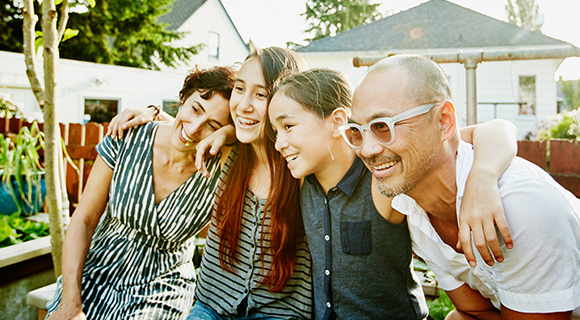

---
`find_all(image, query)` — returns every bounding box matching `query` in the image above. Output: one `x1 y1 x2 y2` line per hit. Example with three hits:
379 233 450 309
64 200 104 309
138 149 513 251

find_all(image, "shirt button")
326 302 331 308
324 235 330 241
325 269 330 275
324 198 327 204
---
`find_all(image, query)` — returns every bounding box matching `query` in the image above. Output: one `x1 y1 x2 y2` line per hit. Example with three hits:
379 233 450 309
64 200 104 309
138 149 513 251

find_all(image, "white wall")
300 52 560 139
0 51 185 124
158 0 249 73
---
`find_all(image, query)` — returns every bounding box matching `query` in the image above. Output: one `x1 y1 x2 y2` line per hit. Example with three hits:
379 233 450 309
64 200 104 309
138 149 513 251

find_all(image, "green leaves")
34 28 80 53
0 213 50 248
426 291 456 320
505 0 542 32
303 0 383 42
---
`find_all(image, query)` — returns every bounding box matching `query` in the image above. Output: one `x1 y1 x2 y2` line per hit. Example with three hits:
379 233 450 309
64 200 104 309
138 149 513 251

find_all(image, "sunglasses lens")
370 121 392 144
345 127 363 147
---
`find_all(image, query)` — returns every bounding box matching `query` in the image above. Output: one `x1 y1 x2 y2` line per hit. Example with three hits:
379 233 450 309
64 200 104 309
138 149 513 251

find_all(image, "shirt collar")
304 156 366 197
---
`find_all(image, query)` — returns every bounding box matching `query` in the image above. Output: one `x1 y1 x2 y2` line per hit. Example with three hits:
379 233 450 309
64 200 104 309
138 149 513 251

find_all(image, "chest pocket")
340 220 372 256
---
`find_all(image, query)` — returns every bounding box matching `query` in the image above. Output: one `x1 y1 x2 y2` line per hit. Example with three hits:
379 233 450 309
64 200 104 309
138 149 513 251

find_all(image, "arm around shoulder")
457 119 517 266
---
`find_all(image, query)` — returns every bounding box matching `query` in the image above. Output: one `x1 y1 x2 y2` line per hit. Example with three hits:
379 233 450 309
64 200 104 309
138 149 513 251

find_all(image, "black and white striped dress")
46 122 223 320
193 146 313 319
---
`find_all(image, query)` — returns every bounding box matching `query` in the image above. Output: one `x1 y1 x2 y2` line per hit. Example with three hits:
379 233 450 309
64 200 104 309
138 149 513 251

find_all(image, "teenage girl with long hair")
110 47 313 319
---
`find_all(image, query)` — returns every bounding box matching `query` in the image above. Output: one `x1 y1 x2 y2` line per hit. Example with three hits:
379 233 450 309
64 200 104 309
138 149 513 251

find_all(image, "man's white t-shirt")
393 140 580 316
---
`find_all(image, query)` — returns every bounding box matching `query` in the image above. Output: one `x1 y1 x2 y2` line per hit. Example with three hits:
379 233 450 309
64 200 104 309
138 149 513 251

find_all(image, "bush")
427 291 456 320
526 107 580 141
0 213 50 248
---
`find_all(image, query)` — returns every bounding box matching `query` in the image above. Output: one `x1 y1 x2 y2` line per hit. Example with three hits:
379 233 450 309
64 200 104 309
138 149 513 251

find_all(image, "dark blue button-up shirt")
301 157 428 320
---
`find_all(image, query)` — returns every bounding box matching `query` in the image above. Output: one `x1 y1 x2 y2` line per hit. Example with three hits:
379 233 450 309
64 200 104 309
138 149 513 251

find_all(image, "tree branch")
22 0 44 107
57 0 70 43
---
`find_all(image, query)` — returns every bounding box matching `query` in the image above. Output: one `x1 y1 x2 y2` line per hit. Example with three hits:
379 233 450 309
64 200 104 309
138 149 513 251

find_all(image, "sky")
219 0 580 80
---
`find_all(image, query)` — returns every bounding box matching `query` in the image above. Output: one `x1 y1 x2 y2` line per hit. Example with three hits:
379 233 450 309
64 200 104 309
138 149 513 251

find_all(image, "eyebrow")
194 100 206 114
275 114 294 122
193 100 224 128
235 78 268 91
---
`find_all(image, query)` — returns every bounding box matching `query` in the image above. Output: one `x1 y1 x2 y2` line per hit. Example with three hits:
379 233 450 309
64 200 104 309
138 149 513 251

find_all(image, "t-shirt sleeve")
95 134 121 169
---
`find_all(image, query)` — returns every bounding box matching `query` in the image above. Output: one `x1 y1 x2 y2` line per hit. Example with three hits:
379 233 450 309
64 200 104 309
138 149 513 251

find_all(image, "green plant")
0 213 50 248
0 122 45 215
527 107 580 141
413 258 456 319
427 291 456 320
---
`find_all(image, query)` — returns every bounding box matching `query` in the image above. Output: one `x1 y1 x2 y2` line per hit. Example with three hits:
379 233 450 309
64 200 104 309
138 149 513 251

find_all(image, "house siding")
300 53 561 139
157 0 248 72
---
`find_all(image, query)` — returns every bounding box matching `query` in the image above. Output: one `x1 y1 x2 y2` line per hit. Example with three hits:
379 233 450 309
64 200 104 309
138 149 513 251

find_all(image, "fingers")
495 213 513 250
107 115 122 139
195 142 211 178
483 218 503 263
457 221 476 267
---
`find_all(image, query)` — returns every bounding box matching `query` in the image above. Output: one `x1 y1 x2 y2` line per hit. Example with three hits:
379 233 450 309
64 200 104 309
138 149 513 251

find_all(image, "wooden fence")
1 117 579 215
1 117 109 213
517 139 580 197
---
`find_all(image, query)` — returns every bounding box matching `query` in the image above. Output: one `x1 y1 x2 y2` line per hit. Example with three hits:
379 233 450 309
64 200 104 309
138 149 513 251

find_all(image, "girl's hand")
107 107 158 140
457 172 513 267
195 128 229 178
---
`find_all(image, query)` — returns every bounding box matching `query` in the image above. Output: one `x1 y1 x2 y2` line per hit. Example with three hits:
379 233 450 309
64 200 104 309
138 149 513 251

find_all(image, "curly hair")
178 65 237 105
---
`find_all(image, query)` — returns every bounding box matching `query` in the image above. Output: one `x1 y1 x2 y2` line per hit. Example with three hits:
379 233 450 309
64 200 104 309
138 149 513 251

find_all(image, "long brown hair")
215 47 307 292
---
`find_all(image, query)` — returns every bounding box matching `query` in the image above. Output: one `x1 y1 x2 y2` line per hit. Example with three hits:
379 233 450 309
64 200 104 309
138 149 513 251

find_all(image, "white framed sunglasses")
339 101 444 148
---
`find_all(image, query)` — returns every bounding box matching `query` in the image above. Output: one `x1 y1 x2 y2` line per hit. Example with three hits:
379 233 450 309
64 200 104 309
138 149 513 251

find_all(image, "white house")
0 0 248 124
157 0 249 73
296 0 575 139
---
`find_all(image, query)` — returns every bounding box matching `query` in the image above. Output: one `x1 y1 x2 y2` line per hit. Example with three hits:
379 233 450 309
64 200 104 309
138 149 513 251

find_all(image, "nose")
236 92 254 113
275 132 288 152
359 130 383 159
184 119 204 140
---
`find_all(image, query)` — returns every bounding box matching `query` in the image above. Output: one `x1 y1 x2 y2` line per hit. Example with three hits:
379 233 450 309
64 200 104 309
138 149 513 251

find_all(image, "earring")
326 143 335 161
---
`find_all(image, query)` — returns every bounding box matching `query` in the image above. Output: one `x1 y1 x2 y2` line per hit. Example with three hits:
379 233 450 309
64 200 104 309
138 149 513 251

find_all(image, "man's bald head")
360 54 453 106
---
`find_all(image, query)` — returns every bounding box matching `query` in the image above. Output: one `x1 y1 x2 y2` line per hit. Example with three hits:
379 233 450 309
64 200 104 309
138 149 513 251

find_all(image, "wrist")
146 105 161 121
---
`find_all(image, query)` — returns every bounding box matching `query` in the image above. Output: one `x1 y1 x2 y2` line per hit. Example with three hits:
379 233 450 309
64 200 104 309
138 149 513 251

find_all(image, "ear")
327 107 349 135
439 100 457 142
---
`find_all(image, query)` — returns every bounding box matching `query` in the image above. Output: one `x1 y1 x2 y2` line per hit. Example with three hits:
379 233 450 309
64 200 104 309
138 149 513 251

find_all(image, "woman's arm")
107 107 174 139
46 156 113 320
458 119 517 267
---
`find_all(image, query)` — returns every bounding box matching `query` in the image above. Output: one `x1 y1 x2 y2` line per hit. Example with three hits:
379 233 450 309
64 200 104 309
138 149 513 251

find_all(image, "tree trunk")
22 0 44 106
42 0 64 278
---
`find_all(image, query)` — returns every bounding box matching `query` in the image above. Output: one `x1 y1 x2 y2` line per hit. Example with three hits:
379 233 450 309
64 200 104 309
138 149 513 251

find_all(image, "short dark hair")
179 65 237 105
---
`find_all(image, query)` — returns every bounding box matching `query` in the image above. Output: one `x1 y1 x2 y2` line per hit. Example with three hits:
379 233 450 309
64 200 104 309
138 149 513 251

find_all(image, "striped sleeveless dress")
46 122 223 320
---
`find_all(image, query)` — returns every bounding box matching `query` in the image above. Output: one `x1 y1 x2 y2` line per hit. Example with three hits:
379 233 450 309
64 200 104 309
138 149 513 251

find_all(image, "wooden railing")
1 117 579 216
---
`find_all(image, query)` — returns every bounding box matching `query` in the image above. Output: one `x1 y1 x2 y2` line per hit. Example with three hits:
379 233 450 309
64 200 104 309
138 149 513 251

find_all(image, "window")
84 99 118 123
518 76 536 115
208 32 220 59
163 100 180 118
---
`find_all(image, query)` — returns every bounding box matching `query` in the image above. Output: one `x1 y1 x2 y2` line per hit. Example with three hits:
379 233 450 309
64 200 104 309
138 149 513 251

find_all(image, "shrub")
0 213 50 248
526 107 580 141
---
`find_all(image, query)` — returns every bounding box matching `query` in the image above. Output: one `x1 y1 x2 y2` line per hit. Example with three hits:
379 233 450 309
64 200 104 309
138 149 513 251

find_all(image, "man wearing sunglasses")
348 54 580 319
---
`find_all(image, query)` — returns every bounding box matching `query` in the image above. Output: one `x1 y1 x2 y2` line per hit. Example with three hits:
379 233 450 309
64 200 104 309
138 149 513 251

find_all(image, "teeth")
238 117 259 126
285 154 298 162
374 161 396 170
181 127 194 146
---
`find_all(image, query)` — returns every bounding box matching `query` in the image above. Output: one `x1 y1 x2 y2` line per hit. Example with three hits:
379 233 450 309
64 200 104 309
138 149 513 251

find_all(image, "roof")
297 0 571 53
159 0 208 30
158 0 247 47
